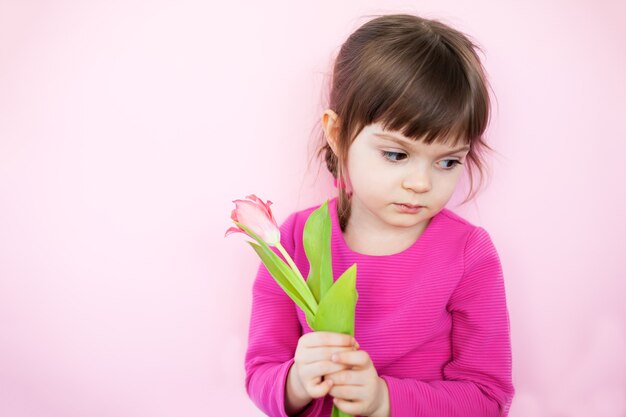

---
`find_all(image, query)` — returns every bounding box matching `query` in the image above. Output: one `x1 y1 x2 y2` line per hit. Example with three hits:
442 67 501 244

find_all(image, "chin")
388 215 425 227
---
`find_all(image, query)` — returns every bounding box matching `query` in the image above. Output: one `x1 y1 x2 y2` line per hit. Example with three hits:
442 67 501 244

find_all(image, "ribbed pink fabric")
244 197 514 416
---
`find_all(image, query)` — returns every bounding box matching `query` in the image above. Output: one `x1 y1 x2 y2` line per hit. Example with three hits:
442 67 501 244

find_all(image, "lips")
394 203 425 214
398 203 423 209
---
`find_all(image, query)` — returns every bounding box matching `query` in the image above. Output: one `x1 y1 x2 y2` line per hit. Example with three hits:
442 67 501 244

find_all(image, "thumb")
324 378 334 394
309 377 334 399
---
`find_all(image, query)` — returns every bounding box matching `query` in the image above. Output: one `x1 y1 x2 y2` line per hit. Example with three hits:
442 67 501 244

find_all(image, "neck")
342 198 430 256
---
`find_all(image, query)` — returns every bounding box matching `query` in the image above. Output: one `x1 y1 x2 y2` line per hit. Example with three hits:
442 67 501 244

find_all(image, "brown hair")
313 14 495 231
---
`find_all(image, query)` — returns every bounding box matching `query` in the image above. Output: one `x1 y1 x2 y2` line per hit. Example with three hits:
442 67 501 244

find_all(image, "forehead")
363 122 469 152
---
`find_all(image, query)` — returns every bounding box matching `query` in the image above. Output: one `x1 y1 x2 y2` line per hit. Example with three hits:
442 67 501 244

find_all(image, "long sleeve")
380 227 515 417
244 213 325 417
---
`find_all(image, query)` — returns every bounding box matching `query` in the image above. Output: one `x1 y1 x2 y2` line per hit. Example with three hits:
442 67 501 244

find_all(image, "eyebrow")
374 133 470 156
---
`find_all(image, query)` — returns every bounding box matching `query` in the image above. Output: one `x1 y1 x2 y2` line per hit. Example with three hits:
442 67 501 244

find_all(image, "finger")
301 331 355 348
332 397 363 416
299 361 349 381
325 369 364 386
331 350 370 368
307 376 335 399
298 346 356 364
329 384 362 401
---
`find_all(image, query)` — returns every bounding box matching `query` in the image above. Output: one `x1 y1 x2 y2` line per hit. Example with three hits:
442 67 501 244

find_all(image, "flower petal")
224 226 243 237
246 194 276 223
230 207 239 222
230 196 281 245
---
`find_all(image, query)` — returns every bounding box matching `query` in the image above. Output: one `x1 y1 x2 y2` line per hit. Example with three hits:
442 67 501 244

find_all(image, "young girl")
244 14 514 417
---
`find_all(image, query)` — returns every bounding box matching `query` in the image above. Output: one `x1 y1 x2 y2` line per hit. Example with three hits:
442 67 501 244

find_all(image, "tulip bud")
225 194 281 246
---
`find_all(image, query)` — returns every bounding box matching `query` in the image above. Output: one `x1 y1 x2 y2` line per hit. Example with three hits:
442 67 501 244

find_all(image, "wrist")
285 363 312 415
371 377 390 417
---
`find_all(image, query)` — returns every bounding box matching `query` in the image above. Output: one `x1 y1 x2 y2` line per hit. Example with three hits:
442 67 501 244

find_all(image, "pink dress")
245 197 515 416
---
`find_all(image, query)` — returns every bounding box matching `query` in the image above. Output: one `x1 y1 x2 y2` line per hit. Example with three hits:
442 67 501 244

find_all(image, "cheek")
354 163 391 193
346 151 382 185
434 172 462 195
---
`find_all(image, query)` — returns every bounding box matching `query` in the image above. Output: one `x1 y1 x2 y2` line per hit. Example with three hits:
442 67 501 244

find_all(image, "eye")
381 150 407 162
438 159 463 169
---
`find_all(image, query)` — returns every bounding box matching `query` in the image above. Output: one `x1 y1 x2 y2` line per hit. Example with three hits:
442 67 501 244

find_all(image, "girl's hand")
325 345 390 417
290 331 357 400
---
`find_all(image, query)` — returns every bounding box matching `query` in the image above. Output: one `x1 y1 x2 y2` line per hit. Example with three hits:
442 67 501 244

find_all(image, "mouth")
396 203 424 209
394 203 425 213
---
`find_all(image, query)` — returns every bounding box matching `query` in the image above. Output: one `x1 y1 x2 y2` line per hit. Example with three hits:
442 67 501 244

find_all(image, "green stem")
276 242 319 315
233 222 319 316
276 242 306 283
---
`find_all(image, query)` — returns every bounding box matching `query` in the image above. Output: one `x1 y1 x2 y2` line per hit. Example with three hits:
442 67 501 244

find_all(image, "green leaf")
248 241 315 319
304 311 316 330
237 221 318 315
331 405 352 417
303 200 333 303
313 263 358 336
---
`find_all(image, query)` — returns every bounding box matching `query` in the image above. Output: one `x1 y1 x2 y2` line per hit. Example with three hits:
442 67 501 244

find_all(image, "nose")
402 168 432 193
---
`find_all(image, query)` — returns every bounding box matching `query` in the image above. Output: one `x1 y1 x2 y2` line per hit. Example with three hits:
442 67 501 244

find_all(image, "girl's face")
344 122 470 234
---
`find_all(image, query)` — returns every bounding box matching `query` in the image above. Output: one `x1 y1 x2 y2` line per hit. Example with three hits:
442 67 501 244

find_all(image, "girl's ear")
321 109 340 156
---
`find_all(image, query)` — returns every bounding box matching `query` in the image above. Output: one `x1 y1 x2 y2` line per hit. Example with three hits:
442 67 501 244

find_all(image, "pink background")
1 1 624 416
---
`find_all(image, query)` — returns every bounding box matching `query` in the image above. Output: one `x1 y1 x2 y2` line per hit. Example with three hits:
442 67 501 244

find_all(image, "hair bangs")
371 39 484 149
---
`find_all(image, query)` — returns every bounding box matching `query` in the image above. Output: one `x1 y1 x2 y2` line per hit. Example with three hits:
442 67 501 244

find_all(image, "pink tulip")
225 194 281 246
